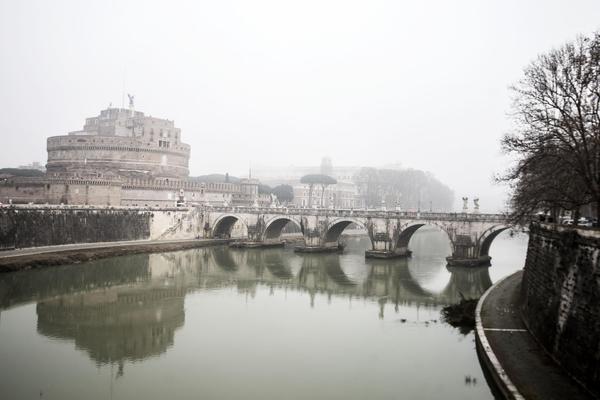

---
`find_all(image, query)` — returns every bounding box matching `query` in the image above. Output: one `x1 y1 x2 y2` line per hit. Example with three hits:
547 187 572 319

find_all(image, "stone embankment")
521 223 600 395
0 205 206 251
0 238 230 273
476 223 600 399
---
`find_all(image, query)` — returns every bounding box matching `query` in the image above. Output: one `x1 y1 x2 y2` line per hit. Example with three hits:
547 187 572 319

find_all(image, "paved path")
0 238 226 259
477 271 594 399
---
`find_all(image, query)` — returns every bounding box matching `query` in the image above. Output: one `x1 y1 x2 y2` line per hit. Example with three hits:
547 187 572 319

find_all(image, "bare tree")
501 32 600 222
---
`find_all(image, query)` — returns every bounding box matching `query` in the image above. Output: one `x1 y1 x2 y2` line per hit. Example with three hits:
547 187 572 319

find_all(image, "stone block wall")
521 223 600 395
0 207 152 249
46 135 190 178
0 178 122 206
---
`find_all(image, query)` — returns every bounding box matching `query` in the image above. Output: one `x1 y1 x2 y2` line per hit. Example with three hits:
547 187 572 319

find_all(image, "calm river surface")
0 229 527 400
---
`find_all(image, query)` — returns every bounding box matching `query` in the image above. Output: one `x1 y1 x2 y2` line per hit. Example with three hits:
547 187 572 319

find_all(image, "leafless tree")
501 32 600 222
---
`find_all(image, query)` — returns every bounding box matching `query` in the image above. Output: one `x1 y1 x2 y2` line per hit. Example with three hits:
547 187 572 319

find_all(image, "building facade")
0 104 266 207
292 180 364 209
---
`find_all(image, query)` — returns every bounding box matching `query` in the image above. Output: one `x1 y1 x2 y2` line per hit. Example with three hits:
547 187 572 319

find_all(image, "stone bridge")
200 206 511 267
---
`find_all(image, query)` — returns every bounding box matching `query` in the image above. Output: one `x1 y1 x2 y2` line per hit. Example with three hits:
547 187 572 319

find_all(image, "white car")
578 218 593 227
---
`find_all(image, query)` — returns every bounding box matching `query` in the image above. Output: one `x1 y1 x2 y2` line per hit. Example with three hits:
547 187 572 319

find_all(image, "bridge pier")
364 218 414 259
446 255 491 267
365 248 412 259
229 215 288 249
230 240 285 249
444 222 507 267
294 243 343 253
292 215 353 254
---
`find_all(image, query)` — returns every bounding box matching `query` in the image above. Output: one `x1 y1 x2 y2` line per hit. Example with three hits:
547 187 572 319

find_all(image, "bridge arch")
478 225 510 257
263 216 302 240
212 214 246 238
324 218 366 243
298 254 357 291
211 246 239 271
395 221 452 251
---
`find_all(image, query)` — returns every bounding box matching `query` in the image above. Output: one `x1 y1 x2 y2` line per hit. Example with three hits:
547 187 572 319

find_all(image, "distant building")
18 162 45 172
1 103 268 207
252 161 365 209
292 180 363 209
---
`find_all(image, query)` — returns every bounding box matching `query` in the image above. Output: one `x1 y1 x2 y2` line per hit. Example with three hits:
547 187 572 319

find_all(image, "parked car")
578 217 593 227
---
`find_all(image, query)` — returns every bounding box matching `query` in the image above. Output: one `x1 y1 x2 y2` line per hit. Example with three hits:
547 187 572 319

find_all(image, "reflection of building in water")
30 250 206 368
13 243 496 366
37 286 186 367
0 254 151 310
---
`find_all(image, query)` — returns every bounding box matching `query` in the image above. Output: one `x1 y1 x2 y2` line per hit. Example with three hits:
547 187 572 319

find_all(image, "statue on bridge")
473 197 480 213
462 197 469 212
269 193 279 208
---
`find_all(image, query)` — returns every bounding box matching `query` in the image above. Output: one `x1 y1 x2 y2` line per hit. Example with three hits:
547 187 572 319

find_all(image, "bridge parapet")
201 205 507 223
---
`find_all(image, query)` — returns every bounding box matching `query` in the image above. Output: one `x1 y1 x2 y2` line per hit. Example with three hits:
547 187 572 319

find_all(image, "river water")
0 229 527 400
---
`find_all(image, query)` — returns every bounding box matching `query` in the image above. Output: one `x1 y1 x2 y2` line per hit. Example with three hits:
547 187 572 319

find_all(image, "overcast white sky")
1 0 599 211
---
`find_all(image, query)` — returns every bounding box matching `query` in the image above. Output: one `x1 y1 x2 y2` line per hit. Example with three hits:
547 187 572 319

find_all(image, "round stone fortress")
46 106 190 179
1 101 268 207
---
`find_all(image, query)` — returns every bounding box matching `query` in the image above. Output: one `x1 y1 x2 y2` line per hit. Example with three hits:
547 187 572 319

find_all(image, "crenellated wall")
521 223 600 395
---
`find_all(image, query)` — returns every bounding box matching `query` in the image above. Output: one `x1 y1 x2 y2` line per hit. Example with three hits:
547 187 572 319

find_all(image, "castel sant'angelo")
0 97 264 207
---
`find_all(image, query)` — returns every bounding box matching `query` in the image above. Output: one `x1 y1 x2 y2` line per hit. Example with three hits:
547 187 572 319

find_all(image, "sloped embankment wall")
522 223 600 395
0 207 152 249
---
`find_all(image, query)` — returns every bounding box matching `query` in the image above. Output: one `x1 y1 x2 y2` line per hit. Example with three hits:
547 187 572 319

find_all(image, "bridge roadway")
200 206 511 267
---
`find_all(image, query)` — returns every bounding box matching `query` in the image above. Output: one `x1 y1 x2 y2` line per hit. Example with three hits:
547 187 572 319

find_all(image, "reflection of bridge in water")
222 249 493 307
0 244 493 367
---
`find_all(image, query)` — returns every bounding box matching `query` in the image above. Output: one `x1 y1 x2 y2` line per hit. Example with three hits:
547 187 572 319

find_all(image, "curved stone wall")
522 223 600 395
46 135 190 178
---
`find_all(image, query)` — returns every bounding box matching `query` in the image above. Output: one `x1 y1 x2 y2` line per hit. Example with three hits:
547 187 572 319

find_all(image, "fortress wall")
0 177 252 208
0 181 48 204
46 135 190 178
0 179 121 206
521 223 600 395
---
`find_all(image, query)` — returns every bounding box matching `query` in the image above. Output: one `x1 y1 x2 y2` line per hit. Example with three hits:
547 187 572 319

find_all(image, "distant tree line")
500 31 600 223
0 168 45 178
353 167 454 211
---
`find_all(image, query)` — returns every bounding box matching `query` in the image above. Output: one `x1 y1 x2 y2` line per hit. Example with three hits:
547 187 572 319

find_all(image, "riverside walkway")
0 238 230 272
476 271 594 399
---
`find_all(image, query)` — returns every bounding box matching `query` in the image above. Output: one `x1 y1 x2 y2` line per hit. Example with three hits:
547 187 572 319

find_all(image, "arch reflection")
0 241 496 366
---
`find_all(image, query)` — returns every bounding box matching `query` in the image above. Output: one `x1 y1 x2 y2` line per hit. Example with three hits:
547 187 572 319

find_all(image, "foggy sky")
1 0 599 212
